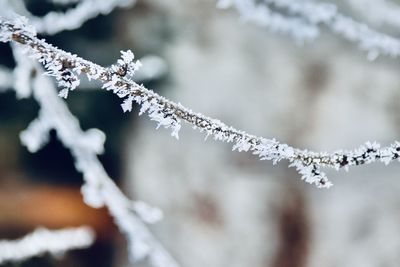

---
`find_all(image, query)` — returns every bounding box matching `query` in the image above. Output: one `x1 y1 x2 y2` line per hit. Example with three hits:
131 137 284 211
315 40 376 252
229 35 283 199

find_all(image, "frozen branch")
347 0 400 29
3 18 400 188
8 0 136 35
11 43 33 98
217 0 319 42
0 226 95 264
219 0 400 60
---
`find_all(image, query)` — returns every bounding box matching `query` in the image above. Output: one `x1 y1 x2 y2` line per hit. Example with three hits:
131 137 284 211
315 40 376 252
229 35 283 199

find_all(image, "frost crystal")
121 95 134 112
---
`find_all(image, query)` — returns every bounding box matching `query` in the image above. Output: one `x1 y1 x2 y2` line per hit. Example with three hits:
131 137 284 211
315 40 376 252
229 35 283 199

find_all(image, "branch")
9 0 136 35
219 0 400 60
0 226 95 264
217 0 319 42
3 17 400 189
347 0 400 29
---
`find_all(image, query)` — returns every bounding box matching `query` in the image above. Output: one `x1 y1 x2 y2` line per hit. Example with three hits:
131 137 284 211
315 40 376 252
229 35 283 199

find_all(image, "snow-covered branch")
348 0 400 29
5 0 136 35
219 0 400 60
3 17 400 189
217 0 319 42
0 226 95 264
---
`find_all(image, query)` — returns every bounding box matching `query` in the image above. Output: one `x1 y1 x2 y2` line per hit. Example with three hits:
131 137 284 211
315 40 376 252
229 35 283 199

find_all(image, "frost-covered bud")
112 50 142 77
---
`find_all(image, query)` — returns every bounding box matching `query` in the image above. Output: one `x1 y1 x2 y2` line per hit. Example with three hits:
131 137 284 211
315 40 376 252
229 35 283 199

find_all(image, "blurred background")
2 0 400 266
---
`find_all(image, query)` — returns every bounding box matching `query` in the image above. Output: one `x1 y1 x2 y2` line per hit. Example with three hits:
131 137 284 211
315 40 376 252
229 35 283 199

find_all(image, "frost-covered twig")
11 43 33 98
0 226 95 264
6 0 136 35
217 0 319 42
219 0 400 60
347 0 400 28
3 18 400 188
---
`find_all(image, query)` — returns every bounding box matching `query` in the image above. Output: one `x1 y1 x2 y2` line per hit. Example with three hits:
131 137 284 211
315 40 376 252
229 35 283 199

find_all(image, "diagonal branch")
2 17 400 189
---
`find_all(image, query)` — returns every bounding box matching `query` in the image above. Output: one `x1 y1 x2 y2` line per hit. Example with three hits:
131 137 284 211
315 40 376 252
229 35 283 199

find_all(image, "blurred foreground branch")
0 226 95 264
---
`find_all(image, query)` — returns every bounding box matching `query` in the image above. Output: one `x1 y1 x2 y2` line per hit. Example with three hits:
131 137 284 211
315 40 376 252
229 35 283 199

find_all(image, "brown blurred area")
0 183 115 240
0 182 118 267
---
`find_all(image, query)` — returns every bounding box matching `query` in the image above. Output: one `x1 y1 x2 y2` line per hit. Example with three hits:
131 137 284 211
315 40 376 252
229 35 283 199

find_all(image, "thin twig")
2 17 400 189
